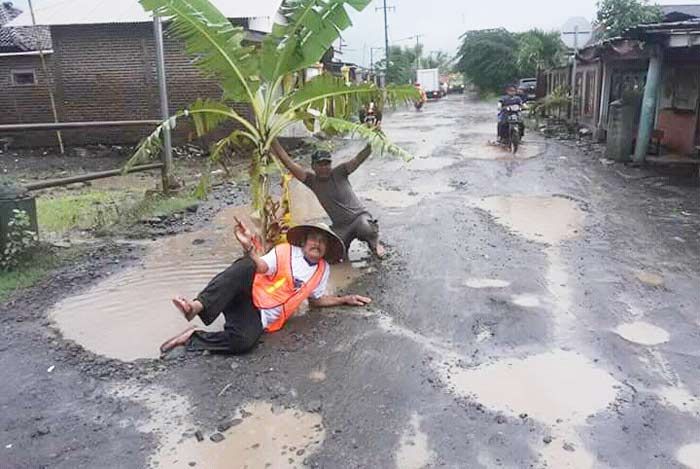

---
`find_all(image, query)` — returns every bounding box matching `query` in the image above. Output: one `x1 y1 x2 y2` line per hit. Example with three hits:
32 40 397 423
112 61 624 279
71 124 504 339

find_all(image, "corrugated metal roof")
1 2 52 52
661 4 700 19
8 0 283 27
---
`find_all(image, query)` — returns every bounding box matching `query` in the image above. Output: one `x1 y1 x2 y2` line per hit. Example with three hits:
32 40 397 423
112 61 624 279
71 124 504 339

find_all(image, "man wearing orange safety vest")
160 217 372 356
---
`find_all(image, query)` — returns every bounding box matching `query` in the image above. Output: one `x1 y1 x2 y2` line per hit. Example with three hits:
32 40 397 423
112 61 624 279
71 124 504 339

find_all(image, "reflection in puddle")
614 321 670 346
464 278 510 289
395 412 434 469
677 443 700 469
115 384 324 469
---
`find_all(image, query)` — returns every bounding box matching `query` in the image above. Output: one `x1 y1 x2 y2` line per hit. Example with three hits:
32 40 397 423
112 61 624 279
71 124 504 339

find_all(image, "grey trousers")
332 212 380 252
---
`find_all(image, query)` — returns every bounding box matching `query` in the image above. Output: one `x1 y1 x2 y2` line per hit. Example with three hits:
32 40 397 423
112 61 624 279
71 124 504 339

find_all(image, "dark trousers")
333 212 380 253
186 257 263 354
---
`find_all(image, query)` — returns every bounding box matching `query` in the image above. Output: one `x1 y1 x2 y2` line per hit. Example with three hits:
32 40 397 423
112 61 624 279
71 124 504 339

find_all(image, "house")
541 7 699 161
0 0 282 147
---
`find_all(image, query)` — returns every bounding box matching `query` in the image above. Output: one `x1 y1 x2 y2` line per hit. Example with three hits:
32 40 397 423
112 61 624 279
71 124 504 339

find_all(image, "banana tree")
126 0 418 242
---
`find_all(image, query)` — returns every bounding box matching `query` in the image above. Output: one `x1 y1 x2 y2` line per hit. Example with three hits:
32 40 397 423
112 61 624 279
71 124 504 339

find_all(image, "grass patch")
0 246 63 302
37 190 137 234
37 190 199 235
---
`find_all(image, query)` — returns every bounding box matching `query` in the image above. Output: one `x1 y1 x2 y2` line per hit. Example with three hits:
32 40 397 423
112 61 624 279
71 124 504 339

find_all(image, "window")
11 69 37 86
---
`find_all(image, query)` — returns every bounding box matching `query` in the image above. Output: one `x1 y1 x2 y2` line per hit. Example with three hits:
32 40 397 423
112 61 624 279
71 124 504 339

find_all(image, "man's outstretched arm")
343 143 372 175
309 294 372 308
271 139 311 182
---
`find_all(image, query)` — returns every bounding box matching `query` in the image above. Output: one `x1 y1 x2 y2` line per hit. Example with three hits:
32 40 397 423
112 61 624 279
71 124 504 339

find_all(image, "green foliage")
596 0 663 39
1 209 38 271
515 29 567 77
375 46 453 85
130 0 418 241
456 28 566 94
456 29 520 93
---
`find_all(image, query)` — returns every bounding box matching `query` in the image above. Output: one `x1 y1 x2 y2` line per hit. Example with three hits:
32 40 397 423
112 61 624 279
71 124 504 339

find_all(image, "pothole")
677 443 700 469
464 278 510 289
613 321 670 346
395 412 434 469
115 384 325 469
634 270 665 288
51 185 371 361
511 293 542 308
445 350 619 426
469 195 585 244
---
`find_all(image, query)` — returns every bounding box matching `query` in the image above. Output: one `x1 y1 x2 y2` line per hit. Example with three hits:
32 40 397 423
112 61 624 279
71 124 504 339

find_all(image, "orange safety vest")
252 244 327 333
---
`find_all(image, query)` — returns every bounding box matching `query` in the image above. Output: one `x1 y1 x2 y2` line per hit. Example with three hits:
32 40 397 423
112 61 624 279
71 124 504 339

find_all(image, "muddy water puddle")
614 321 670 346
469 195 585 244
678 443 700 469
115 384 324 469
51 185 372 361
395 412 434 469
464 278 510 289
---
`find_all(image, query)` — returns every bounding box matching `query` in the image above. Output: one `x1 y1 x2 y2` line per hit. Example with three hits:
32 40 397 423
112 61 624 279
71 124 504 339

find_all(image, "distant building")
0 0 282 147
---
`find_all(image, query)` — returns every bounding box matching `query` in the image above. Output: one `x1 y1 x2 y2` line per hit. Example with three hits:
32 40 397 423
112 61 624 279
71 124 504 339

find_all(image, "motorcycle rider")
497 84 524 142
414 82 427 110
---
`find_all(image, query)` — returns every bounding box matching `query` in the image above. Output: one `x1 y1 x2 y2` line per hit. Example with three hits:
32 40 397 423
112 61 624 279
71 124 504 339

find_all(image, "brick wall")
1 22 252 148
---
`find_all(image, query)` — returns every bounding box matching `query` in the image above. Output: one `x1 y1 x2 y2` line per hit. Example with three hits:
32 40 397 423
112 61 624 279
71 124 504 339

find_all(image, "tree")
515 29 566 77
456 28 566 94
423 51 453 76
375 45 418 84
456 29 519 94
596 0 663 39
127 0 417 243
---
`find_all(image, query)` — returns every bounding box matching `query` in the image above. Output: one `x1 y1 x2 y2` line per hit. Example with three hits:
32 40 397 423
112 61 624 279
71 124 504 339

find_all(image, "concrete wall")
0 22 251 148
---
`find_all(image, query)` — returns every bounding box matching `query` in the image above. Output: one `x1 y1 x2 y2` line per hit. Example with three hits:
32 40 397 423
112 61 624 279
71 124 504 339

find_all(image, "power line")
375 0 395 82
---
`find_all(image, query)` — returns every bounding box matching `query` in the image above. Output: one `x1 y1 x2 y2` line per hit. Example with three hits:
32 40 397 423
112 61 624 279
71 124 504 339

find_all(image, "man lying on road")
271 139 386 258
160 218 371 356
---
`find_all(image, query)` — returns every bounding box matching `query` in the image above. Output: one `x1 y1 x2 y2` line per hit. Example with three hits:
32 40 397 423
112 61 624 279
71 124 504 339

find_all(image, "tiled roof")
0 2 52 52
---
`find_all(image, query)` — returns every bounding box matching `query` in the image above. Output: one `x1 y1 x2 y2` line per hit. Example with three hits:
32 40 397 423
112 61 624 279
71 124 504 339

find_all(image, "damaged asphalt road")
1 95 699 469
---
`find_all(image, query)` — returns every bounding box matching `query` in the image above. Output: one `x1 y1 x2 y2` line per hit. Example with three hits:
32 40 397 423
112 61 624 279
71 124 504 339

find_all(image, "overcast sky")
10 0 697 66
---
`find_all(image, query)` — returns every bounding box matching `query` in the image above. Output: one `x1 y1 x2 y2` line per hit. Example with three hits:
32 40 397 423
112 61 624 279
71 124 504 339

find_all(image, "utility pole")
562 25 591 122
376 0 394 86
414 34 424 69
153 15 175 193
28 0 64 154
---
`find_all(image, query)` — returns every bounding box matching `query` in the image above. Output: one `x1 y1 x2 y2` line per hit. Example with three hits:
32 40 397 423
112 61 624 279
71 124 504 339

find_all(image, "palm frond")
316 114 413 161
124 102 256 172
140 0 259 103
261 0 371 82
282 74 419 117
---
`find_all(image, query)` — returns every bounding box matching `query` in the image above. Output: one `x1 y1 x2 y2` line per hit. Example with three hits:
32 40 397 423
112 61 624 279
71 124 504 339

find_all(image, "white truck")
416 68 441 99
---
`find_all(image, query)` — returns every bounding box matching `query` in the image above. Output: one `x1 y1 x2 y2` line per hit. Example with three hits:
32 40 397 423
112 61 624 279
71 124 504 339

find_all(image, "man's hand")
233 216 257 252
343 294 372 306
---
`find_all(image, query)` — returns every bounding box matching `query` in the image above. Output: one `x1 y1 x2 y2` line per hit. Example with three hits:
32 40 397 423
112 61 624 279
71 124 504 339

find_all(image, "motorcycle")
360 102 380 127
501 103 524 154
414 100 424 111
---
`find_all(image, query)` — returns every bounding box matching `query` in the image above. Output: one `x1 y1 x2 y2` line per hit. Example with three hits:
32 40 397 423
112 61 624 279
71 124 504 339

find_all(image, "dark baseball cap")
311 149 332 164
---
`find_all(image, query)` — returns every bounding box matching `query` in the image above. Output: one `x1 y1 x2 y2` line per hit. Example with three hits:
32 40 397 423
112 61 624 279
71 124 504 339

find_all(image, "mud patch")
464 278 510 289
613 321 670 346
677 443 700 469
395 412 434 469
